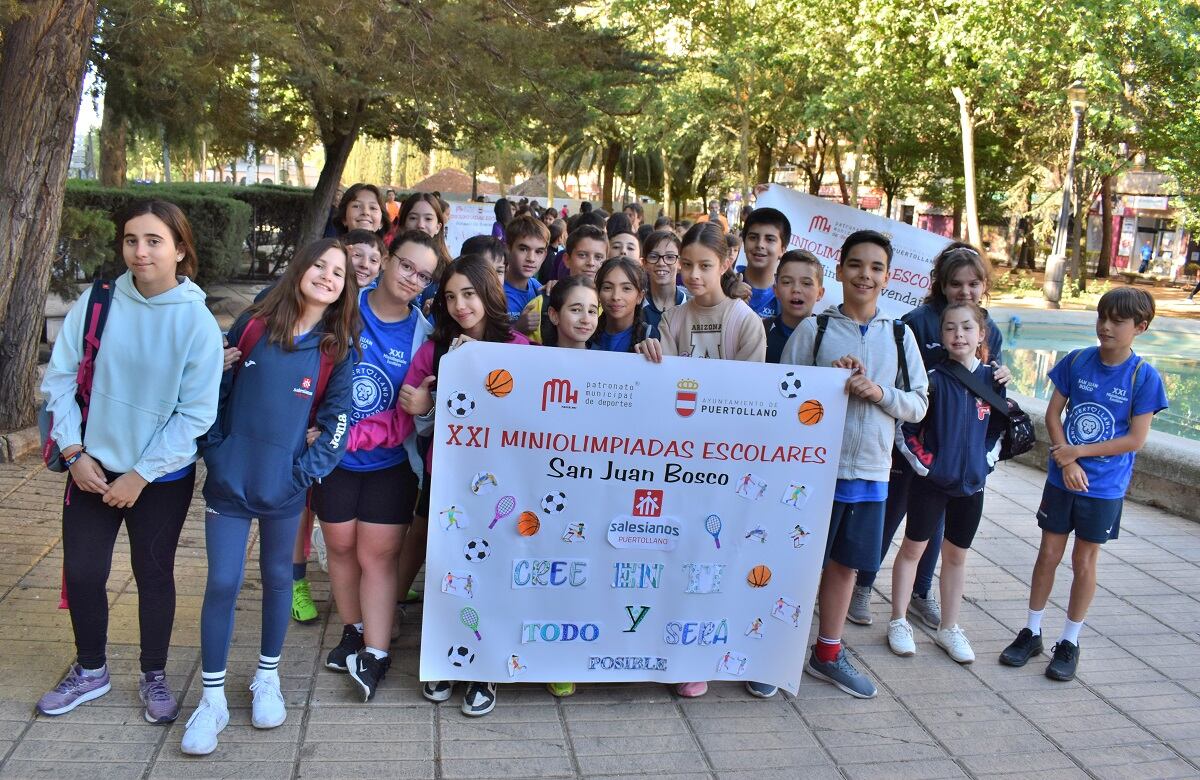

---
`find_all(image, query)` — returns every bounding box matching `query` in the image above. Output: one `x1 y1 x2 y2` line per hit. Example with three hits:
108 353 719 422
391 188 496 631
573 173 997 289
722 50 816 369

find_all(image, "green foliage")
52 207 117 301
63 181 252 285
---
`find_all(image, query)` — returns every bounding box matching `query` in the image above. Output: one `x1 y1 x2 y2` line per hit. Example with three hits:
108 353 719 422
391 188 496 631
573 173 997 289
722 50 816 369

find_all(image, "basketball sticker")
798 399 824 425
517 511 541 537
746 564 772 588
485 368 514 398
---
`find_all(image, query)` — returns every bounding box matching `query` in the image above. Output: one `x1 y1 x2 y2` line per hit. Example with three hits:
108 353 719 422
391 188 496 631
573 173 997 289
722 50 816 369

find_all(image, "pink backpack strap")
309 347 335 426
235 317 267 370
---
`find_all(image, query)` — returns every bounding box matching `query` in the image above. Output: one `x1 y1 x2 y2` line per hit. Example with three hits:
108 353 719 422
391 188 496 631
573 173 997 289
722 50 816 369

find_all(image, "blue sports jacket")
202 313 354 518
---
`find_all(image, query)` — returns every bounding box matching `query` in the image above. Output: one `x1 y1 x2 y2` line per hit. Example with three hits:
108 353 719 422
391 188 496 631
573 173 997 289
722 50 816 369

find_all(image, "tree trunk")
661 148 671 219
299 128 359 245
832 140 850 205
99 97 127 187
0 0 99 431
600 140 621 212
951 87 981 247
737 80 751 206
754 130 773 186
162 132 171 183
470 151 479 201
1097 174 1114 278
293 154 307 187
546 143 556 207
1070 179 1089 295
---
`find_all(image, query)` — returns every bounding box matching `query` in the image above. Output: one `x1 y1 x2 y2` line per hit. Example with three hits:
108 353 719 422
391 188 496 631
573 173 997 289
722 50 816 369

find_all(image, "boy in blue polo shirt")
1000 288 1168 681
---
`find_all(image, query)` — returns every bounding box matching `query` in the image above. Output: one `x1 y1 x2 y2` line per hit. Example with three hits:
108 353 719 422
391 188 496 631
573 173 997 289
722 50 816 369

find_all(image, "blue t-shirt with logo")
1047 347 1168 499
504 278 543 321
591 326 633 353
748 286 778 319
341 290 429 472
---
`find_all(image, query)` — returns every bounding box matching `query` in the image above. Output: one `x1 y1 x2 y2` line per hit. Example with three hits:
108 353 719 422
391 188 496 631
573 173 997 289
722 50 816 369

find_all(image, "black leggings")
62 469 194 672
904 477 985 550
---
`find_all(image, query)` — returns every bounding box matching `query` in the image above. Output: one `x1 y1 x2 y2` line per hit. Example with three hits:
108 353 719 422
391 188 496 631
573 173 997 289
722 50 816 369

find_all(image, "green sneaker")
291 579 318 624
546 682 575 697
401 589 421 605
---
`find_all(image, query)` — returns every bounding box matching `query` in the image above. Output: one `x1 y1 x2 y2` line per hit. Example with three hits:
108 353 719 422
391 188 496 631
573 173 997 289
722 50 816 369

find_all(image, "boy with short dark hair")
765 250 824 364
622 201 644 232
777 230 928 699
521 225 608 344
504 216 550 331
1000 287 1167 681
742 208 791 319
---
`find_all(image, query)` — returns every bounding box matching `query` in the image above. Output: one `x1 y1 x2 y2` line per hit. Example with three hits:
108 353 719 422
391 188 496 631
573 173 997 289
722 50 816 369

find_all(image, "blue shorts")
824 500 886 572
1036 482 1123 544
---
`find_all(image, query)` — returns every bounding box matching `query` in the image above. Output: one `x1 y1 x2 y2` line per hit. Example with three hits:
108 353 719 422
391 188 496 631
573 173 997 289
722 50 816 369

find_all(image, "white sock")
201 671 227 707
365 646 388 660
255 654 281 680
79 664 106 678
1059 618 1084 645
1026 608 1044 636
353 622 364 633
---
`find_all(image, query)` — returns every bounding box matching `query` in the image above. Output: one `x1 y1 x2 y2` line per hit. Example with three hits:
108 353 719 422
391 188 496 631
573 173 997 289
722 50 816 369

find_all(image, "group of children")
36 184 1169 755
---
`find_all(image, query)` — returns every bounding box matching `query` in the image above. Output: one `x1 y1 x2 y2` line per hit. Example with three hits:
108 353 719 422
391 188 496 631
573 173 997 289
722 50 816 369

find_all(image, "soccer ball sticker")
540 490 567 515
463 537 491 562
446 390 476 419
779 371 803 399
447 644 476 668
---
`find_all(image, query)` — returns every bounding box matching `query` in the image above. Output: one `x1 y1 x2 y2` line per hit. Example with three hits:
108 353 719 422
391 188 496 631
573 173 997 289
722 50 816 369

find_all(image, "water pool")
997 314 1200 442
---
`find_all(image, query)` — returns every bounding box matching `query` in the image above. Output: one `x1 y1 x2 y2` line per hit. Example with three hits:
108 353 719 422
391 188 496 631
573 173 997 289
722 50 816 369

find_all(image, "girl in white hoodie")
38 201 223 723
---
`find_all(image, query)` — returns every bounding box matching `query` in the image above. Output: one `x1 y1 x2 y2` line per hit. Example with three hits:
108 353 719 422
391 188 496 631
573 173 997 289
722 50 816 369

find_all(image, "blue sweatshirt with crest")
202 312 354 518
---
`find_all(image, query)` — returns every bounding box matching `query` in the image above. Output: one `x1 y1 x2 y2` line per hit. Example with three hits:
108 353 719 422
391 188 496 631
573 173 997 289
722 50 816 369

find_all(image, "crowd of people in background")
36 182 1169 759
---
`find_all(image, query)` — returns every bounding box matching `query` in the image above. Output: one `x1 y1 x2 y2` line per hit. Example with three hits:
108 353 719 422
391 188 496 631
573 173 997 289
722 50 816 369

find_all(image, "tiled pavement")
0 457 1197 779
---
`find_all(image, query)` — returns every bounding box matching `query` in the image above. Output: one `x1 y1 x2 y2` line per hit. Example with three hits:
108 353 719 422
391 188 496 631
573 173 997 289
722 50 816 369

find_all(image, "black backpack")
940 359 1036 461
811 313 912 391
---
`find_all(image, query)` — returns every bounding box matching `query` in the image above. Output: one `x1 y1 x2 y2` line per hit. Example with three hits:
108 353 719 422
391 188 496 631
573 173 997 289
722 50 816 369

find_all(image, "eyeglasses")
393 256 434 287
647 252 679 266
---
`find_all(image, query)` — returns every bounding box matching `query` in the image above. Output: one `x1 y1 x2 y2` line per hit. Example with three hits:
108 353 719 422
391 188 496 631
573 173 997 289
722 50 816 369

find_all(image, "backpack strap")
234 317 268 371
1128 357 1145 423
941 360 1009 420
893 321 911 392
75 279 114 423
309 348 335 426
810 314 830 366
1064 347 1094 415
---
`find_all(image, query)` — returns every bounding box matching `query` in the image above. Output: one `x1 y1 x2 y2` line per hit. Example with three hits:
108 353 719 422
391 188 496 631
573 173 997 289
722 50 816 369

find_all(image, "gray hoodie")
779 305 928 482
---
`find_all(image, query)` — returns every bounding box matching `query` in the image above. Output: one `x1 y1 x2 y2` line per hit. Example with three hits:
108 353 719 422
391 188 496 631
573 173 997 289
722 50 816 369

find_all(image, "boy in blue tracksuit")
184 239 356 757
1001 288 1168 681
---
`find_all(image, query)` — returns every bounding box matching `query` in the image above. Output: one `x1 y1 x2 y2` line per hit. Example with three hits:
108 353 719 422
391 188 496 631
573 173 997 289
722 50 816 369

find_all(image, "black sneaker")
1045 640 1080 681
348 652 389 702
325 625 364 671
999 628 1044 667
461 682 496 716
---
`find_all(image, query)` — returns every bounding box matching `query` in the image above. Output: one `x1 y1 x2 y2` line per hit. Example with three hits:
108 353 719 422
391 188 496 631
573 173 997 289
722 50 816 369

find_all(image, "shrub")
63 181 253 286
52 206 116 301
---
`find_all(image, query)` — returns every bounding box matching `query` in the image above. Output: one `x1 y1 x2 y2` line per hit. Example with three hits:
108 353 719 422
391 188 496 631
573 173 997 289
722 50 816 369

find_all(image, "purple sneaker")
37 664 111 716
139 670 180 724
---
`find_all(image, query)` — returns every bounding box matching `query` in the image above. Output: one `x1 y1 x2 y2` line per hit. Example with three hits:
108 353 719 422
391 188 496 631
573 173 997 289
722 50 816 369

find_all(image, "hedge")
63 181 255 286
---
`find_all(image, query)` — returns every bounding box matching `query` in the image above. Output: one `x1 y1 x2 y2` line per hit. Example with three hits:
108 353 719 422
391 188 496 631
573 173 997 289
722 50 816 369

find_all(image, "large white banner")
751 185 952 318
420 343 849 694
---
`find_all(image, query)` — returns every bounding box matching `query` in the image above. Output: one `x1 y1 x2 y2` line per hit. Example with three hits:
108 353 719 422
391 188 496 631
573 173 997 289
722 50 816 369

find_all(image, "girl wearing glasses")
641 230 690 339
312 231 440 703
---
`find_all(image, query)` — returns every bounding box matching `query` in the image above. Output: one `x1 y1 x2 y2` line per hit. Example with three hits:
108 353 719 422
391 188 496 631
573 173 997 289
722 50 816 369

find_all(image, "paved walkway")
0 457 1197 779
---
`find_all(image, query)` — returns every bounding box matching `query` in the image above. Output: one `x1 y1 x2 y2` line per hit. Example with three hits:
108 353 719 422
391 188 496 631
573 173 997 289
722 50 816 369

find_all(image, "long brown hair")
927 241 990 306
335 183 390 237
397 192 452 273
249 238 361 363
114 200 198 279
594 257 647 352
430 255 512 350
681 222 740 298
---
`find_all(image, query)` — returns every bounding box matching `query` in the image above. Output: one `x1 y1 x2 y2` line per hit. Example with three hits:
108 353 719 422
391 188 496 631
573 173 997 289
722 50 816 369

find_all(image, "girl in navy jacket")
888 302 1004 664
853 242 1010 629
182 239 358 756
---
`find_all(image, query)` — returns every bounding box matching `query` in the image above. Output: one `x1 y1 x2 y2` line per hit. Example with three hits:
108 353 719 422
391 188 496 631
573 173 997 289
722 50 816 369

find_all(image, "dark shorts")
1036 482 1123 544
311 461 418 525
824 500 886 572
905 477 985 549
415 471 431 518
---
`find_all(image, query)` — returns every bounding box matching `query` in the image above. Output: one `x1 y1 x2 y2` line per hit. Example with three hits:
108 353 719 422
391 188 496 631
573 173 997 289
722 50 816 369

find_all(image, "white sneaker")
250 674 287 728
312 525 328 573
887 618 916 656
934 624 975 663
180 699 229 756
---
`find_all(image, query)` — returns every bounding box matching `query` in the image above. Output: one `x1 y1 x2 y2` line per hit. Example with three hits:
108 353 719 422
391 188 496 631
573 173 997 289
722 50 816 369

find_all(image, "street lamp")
1043 80 1088 308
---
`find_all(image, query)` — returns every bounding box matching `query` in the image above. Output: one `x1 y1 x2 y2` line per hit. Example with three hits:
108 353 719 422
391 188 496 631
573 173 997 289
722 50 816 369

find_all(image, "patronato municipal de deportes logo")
541 378 579 411
675 379 699 418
